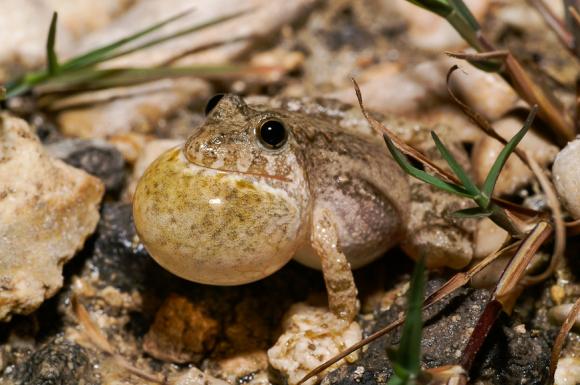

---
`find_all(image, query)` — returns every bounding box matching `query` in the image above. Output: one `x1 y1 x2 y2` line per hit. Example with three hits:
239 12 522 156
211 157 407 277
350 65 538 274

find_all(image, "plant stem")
501 54 575 144
487 203 525 237
446 11 484 51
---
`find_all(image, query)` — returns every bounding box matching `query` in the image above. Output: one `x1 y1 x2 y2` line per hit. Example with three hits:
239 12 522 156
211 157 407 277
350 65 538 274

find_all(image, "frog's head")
133 95 311 285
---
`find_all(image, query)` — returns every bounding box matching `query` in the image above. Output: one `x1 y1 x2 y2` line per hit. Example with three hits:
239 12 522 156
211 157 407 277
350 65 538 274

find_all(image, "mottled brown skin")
133 95 474 320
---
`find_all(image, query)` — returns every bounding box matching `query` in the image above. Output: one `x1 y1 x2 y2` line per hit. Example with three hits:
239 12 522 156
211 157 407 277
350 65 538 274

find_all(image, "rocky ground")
1 1 579 385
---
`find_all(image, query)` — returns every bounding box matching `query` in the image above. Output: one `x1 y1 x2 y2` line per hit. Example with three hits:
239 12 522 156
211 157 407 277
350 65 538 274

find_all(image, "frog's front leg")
311 207 359 321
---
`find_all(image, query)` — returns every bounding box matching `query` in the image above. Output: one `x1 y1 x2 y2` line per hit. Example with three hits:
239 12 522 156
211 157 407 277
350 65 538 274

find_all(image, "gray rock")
7 338 97 385
46 139 126 196
323 279 551 385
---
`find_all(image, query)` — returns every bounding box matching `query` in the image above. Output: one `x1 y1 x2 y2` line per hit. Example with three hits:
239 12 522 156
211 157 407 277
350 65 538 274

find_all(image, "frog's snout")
132 147 305 285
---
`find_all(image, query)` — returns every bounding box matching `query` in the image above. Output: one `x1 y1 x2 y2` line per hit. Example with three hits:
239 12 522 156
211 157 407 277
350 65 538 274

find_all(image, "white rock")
498 1 565 31
474 218 508 260
446 57 519 121
331 56 518 122
267 303 362 385
553 138 580 219
0 114 104 321
330 60 448 115
555 357 580 385
406 105 483 144
108 132 149 165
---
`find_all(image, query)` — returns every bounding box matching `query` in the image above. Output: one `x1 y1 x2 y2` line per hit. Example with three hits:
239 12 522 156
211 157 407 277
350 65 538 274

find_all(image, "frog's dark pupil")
204 94 225 115
259 120 287 149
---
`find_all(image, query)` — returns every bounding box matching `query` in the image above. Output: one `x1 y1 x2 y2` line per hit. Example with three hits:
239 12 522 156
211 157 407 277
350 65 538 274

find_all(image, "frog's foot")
311 208 359 322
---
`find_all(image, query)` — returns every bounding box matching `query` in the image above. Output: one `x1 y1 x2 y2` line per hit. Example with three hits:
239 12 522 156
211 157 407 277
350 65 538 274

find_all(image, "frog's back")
248 97 411 269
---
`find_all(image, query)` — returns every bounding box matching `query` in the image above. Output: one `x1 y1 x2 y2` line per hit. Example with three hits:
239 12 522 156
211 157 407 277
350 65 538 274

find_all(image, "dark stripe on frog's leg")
311 208 359 322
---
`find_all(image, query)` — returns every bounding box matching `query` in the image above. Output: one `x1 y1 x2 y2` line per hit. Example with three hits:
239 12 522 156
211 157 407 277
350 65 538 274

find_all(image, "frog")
132 94 475 321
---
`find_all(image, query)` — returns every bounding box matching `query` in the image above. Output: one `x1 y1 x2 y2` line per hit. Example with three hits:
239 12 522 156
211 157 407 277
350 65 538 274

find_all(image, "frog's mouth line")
185 157 292 183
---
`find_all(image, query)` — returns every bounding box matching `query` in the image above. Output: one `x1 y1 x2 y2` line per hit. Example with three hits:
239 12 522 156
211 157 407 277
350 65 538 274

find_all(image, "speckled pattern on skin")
133 94 474 290
133 147 308 285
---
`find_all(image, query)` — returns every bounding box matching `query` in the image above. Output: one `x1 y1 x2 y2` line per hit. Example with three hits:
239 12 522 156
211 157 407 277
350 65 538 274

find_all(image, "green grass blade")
36 65 247 93
407 0 483 51
387 374 406 385
481 106 537 203
430 131 479 195
451 207 492 218
405 1 452 17
394 257 426 378
61 8 193 71
448 0 480 30
46 12 59 74
4 8 249 100
390 361 410 382
5 81 32 99
384 135 474 198
101 10 249 64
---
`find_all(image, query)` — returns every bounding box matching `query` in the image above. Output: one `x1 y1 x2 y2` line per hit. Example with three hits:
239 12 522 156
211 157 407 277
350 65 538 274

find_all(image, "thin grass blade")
387 374 406 385
46 12 59 74
61 9 193 71
98 10 250 65
481 106 537 201
448 0 480 30
387 362 411 385
36 64 249 94
430 131 479 195
384 135 473 198
396 258 425 373
405 1 452 17
5 82 31 99
390 258 426 381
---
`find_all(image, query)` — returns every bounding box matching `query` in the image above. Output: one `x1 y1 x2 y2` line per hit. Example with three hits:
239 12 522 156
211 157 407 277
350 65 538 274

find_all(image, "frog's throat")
183 150 292 183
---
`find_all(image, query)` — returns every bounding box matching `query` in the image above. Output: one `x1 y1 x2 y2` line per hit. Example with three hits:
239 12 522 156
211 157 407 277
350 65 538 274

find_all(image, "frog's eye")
204 94 225 115
257 120 288 150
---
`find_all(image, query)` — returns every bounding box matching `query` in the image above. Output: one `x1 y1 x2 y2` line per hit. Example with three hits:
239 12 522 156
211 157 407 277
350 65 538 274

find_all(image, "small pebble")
143 293 219 364
268 303 362 385
553 138 580 219
554 357 580 385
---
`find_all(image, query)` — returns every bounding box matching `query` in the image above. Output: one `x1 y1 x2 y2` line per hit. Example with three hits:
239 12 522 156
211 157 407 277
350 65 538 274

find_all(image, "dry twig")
548 297 580 383
72 296 165 384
